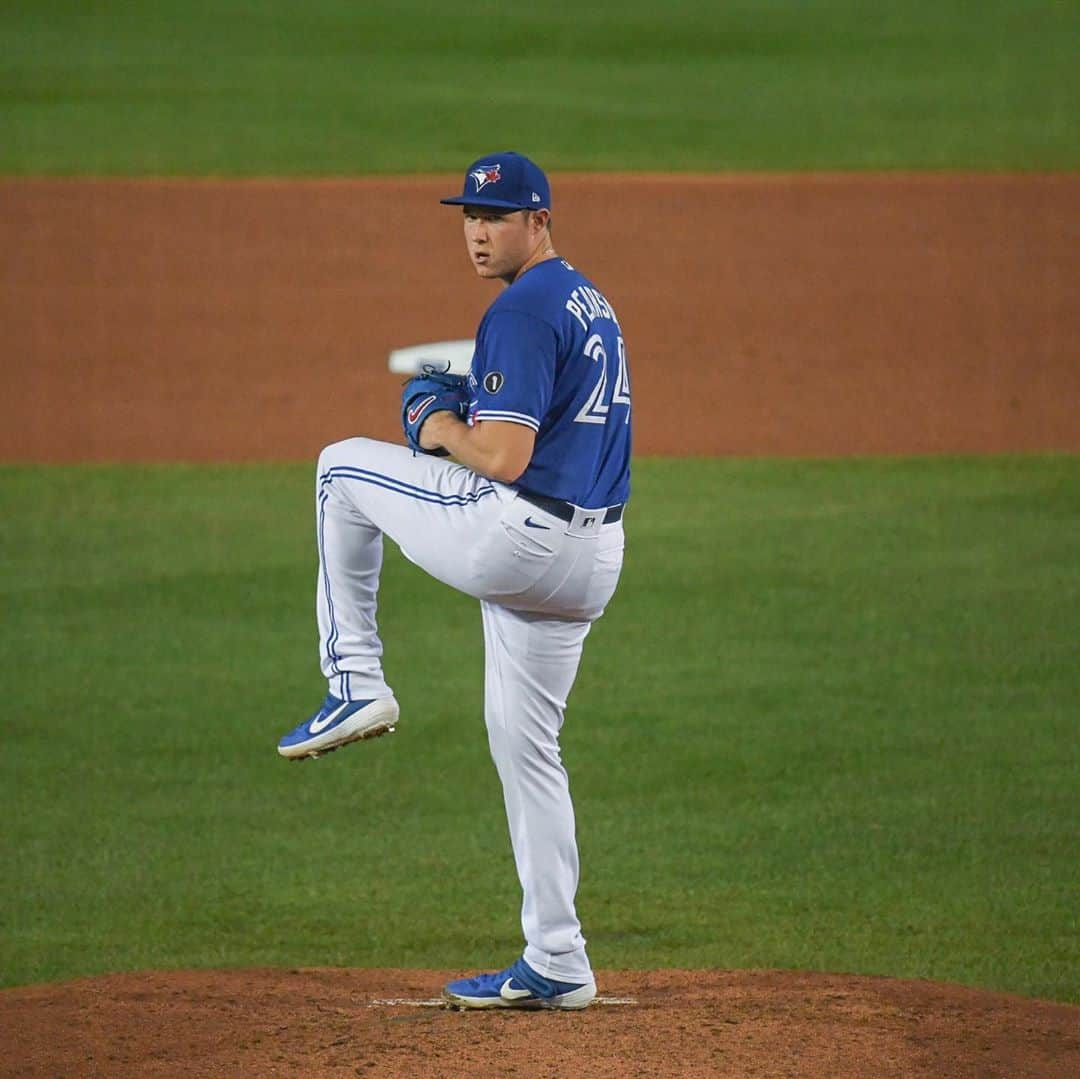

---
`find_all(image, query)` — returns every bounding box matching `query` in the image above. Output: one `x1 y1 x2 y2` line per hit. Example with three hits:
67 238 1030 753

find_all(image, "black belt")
517 490 624 525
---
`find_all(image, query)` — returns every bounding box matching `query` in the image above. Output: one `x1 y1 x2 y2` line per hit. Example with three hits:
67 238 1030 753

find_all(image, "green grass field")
3 0 1078 173
2 0 1077 1013
2 458 1077 1001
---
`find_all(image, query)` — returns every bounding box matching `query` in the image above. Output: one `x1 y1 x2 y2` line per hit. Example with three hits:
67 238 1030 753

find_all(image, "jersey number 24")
575 334 631 425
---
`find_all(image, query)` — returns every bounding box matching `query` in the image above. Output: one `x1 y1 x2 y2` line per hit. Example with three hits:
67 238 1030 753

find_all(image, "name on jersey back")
565 285 621 333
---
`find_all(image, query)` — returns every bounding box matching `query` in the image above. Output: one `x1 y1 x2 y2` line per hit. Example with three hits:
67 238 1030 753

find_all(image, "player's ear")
530 208 551 233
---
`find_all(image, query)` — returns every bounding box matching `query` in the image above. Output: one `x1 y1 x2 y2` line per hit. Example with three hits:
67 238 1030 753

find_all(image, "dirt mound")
3 968 1076 1077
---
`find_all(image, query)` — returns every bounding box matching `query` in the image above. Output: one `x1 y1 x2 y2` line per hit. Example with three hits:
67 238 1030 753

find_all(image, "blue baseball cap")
440 151 551 211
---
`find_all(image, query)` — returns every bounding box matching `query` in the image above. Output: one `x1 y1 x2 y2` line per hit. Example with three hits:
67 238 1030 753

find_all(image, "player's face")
462 207 546 284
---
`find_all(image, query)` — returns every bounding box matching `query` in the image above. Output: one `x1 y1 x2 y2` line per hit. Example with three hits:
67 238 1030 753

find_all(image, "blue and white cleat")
442 957 596 1010
277 693 399 760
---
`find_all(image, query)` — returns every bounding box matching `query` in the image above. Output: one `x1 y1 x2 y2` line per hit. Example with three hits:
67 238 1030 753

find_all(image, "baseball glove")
401 364 470 456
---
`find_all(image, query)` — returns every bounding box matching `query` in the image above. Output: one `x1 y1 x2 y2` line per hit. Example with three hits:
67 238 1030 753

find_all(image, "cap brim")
440 195 539 210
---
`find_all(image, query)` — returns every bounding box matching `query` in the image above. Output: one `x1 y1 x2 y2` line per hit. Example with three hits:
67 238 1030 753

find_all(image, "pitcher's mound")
3 967 1076 1077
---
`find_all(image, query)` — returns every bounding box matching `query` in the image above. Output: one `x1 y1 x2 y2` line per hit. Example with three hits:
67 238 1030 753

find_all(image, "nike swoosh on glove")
401 365 470 455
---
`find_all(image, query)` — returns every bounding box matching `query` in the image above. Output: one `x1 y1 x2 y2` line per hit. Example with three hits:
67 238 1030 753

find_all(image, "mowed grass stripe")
2 1 1078 173
1 457 1077 1001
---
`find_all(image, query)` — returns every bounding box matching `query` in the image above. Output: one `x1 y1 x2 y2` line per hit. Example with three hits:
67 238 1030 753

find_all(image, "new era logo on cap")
441 151 551 212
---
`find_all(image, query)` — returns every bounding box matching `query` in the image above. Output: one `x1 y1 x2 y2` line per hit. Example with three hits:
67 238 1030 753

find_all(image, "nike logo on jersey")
308 700 350 734
499 978 534 1002
407 395 437 424
523 517 551 530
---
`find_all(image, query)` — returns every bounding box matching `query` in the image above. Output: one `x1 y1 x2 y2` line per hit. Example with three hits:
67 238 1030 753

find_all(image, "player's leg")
314 437 513 690
479 600 595 986
279 436 507 759
442 523 626 1003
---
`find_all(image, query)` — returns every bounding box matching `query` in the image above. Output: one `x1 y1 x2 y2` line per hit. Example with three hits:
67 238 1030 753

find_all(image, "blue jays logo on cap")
470 164 502 192
441 151 551 212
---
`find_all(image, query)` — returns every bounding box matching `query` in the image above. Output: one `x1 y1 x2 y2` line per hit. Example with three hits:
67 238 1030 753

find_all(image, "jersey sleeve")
470 309 556 432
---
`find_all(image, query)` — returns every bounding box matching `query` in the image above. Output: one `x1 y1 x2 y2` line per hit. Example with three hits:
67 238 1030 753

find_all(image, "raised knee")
317 436 375 478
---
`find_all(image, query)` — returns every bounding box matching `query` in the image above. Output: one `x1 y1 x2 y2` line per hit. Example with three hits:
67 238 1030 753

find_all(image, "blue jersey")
466 258 631 509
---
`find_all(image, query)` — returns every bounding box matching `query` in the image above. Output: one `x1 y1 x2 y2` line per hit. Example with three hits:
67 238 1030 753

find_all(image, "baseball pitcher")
278 151 631 1009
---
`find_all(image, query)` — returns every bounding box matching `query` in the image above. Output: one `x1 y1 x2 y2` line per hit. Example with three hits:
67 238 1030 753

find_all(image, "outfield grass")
1 457 1077 1001
2 1 1078 173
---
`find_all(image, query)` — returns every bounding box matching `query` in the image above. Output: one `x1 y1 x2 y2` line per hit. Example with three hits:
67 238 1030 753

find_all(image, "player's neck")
508 245 559 285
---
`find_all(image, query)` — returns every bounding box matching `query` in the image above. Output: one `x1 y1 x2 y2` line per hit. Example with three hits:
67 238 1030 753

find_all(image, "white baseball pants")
314 437 624 983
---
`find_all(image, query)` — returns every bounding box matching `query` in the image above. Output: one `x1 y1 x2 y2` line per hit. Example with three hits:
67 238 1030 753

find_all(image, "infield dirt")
2 174 1078 1076
2 173 1078 462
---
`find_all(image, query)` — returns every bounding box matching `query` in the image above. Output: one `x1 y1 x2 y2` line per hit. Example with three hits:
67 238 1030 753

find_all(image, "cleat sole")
440 988 591 1011
290 720 396 761
279 699 399 761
